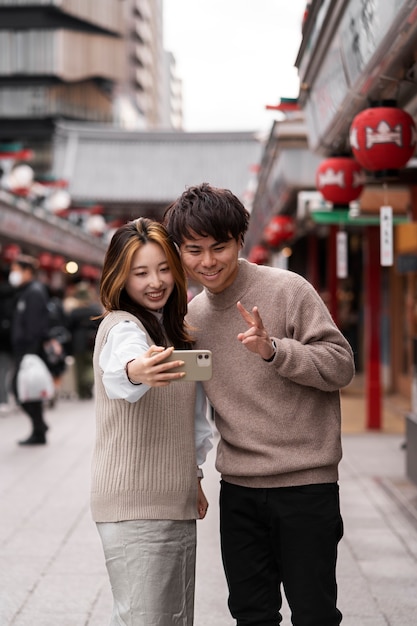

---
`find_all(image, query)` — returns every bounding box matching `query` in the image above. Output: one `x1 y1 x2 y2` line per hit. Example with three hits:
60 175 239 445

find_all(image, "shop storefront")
0 191 106 289
248 0 417 477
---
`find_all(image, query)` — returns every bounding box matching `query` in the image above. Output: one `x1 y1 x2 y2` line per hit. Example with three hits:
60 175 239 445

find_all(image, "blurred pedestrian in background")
67 281 102 399
0 268 15 413
9 254 50 445
43 286 71 402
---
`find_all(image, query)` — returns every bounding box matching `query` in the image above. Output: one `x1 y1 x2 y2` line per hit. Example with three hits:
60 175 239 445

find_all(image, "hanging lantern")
52 255 65 271
349 105 417 171
38 251 54 270
2 243 21 262
44 189 71 212
80 265 101 280
263 215 295 248
248 245 269 265
316 157 365 205
85 214 106 236
6 164 34 193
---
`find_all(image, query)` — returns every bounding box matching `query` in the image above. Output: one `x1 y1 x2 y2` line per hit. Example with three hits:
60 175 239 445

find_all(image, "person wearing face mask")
9 254 50 445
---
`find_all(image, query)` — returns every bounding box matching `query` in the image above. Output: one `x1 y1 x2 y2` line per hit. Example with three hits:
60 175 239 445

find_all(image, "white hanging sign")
380 205 393 267
336 230 348 278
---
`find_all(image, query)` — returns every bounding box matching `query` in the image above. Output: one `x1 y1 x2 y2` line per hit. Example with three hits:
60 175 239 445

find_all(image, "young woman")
91 217 212 626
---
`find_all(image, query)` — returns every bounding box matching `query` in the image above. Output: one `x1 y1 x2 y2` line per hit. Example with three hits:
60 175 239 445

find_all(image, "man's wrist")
263 339 277 363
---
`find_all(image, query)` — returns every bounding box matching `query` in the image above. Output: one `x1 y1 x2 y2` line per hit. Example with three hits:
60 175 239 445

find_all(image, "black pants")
20 400 48 435
220 481 343 626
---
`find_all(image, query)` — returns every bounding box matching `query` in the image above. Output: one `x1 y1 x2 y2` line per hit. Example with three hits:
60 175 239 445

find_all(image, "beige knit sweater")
91 311 198 522
187 259 355 489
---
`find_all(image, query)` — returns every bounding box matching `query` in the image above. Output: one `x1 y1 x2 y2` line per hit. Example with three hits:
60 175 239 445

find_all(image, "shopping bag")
17 354 55 402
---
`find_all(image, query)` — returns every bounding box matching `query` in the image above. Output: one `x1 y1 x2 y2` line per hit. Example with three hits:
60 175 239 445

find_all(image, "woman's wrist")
125 359 142 385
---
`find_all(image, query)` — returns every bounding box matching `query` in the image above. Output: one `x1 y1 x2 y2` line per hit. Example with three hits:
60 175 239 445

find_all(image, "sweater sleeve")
270 280 355 392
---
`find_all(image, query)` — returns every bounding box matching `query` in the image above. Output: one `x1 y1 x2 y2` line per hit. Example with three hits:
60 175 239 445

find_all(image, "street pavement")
0 378 417 625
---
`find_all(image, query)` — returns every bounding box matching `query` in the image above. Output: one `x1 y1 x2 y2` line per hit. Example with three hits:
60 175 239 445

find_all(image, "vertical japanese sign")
336 230 348 278
380 205 393 266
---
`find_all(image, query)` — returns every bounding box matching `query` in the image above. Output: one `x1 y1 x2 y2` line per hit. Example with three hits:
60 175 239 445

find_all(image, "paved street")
0 384 417 625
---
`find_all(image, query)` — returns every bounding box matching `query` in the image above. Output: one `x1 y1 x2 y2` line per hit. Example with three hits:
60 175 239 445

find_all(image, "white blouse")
98 319 213 466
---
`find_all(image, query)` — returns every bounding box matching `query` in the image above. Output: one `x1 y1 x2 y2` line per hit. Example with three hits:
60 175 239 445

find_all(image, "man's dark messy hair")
164 182 250 245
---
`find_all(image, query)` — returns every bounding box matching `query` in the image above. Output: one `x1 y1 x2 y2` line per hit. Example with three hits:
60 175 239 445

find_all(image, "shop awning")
310 209 410 226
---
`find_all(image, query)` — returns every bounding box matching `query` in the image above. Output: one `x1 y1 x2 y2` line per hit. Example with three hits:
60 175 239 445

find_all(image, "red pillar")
364 226 381 429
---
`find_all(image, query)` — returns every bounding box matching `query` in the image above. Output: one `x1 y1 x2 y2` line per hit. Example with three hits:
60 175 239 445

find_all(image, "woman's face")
125 242 175 311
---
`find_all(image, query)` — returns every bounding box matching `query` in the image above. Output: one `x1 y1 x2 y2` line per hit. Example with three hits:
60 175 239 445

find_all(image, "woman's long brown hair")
99 217 193 348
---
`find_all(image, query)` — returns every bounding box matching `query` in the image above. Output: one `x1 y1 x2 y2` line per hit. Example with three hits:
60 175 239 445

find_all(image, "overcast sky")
163 0 307 133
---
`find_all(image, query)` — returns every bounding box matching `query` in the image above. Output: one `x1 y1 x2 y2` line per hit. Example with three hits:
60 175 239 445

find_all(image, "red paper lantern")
81 264 101 279
2 243 21 262
350 106 417 171
52 255 65 271
316 157 365 205
248 245 269 265
263 216 295 248
38 251 54 270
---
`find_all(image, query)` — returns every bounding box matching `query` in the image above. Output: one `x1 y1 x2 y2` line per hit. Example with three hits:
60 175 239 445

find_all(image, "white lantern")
6 164 34 191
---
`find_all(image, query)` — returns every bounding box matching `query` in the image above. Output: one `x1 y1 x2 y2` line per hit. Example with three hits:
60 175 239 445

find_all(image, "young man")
9 254 50 445
164 183 355 626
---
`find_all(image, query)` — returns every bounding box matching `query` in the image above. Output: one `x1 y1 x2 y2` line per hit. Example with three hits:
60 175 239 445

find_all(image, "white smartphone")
163 349 212 381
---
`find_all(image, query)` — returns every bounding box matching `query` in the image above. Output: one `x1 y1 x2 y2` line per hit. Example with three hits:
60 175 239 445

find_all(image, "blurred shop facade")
0 1 261 296
0 144 107 304
245 0 417 481
0 0 167 292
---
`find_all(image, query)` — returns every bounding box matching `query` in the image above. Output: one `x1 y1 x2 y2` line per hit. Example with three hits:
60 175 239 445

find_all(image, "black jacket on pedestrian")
0 282 15 354
11 280 49 360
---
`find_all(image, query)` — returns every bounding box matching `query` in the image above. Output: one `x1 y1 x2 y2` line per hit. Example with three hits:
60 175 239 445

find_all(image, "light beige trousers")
97 519 197 626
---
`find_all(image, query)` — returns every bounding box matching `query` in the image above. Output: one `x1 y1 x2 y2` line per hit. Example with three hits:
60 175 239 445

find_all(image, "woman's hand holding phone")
126 346 186 387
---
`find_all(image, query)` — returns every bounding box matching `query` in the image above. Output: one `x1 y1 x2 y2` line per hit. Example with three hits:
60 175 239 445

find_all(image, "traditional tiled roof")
52 122 262 215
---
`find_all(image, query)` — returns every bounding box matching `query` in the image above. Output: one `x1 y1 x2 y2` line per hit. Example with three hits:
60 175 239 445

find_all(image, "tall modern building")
0 0 179 169
117 0 168 130
160 50 183 130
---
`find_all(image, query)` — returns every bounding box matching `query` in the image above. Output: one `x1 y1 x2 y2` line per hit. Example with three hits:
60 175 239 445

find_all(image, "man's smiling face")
179 231 241 294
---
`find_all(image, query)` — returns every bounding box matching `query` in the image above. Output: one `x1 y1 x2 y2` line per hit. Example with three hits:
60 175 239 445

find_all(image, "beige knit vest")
91 311 198 522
